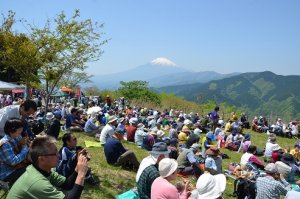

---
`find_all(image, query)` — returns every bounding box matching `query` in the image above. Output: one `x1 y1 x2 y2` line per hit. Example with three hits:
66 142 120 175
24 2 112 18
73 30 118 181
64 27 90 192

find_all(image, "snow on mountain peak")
150 57 177 66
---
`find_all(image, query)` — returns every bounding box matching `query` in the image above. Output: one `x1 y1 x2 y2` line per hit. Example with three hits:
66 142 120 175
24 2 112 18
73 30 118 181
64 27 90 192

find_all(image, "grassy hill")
158 71 300 121
0 129 297 198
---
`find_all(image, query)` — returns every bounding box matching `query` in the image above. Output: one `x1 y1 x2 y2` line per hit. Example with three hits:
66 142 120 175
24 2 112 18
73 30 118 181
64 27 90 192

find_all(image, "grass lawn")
1 129 297 199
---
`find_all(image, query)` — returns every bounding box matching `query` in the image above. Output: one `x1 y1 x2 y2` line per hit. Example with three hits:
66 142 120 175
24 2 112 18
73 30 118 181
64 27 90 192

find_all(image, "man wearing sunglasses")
7 135 89 199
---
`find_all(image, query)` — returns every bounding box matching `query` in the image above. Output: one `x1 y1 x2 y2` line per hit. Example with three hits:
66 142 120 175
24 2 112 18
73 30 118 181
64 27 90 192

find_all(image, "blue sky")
1 0 299 75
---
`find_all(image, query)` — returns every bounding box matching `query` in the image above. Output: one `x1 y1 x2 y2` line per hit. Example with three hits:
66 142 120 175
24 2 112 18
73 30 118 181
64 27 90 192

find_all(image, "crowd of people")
0 95 300 198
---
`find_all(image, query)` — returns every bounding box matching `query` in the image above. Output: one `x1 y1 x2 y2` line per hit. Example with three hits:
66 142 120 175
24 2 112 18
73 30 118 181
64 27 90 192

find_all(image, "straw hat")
206 146 221 156
107 115 118 124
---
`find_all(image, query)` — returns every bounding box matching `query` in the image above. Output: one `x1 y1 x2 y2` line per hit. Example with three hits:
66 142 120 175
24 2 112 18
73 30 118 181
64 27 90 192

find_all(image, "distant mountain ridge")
157 71 300 120
90 58 239 89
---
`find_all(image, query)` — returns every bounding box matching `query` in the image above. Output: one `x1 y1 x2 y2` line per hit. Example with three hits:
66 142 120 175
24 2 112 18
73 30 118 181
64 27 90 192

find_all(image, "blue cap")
53 110 62 117
206 133 215 140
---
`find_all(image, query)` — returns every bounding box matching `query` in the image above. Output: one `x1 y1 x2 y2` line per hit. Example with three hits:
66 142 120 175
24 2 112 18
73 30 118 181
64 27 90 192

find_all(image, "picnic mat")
84 140 101 148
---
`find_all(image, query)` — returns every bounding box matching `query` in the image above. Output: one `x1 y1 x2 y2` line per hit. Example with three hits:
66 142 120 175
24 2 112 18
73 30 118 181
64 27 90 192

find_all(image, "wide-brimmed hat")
271 144 281 151
115 128 124 134
159 158 178 178
190 143 201 151
281 153 295 165
157 130 165 138
119 117 125 123
46 112 54 120
137 123 145 129
107 115 118 124
265 163 279 174
191 173 226 199
150 142 171 155
129 117 138 124
206 146 221 156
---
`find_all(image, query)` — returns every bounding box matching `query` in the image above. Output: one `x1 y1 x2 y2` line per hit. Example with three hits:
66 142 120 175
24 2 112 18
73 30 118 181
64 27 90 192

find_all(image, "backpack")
245 162 260 179
233 178 256 199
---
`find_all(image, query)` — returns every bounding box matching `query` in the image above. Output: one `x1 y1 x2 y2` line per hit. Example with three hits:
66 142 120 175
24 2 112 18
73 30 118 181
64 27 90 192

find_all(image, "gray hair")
30 135 57 165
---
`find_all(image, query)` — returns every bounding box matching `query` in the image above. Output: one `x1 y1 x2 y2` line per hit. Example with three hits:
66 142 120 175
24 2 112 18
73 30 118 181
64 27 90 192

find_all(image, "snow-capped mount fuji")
90 57 188 89
150 57 177 66
90 57 238 90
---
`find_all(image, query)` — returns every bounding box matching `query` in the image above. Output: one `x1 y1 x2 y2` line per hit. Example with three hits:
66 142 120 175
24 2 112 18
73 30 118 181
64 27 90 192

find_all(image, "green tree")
30 9 108 107
117 81 161 105
0 11 42 99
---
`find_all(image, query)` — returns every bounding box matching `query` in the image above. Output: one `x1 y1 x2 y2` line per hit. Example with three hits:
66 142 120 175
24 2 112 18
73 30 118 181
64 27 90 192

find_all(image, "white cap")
46 112 54 120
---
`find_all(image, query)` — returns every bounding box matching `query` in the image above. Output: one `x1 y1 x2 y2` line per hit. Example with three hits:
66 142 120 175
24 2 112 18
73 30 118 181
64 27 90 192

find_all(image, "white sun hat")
158 158 178 178
190 173 226 199
46 112 55 120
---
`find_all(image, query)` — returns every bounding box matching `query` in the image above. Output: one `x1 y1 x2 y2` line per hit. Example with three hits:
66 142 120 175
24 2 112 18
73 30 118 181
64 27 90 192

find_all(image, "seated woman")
241 134 252 153
56 133 98 185
205 146 223 175
240 145 264 170
0 118 30 187
151 158 189 199
189 172 226 199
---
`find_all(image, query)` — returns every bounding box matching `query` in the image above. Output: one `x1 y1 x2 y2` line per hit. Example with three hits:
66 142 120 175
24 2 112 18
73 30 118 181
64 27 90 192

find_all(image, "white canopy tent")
0 80 24 91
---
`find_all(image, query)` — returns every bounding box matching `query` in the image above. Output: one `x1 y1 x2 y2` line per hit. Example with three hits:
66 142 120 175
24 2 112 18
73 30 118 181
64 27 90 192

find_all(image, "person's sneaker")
85 176 100 186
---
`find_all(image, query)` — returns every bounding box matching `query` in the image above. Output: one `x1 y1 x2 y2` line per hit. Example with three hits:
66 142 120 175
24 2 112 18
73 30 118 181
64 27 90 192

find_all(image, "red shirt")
126 125 137 142
272 151 280 162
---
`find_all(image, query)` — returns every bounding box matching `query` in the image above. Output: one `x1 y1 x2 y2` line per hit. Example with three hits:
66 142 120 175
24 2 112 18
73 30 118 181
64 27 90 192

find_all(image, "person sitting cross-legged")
100 115 118 145
84 112 101 136
7 135 89 199
65 108 83 132
177 143 203 178
205 146 223 175
240 145 265 170
104 128 140 171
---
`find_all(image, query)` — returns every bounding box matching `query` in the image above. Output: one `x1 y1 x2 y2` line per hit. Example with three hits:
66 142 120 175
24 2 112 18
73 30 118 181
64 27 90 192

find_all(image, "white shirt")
134 129 148 146
0 105 21 135
265 142 279 157
136 155 156 182
240 152 253 165
291 125 299 136
99 123 115 145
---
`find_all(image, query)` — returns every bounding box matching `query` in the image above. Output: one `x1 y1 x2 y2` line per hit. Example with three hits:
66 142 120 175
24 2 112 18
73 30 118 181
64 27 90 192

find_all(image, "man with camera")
7 135 89 199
